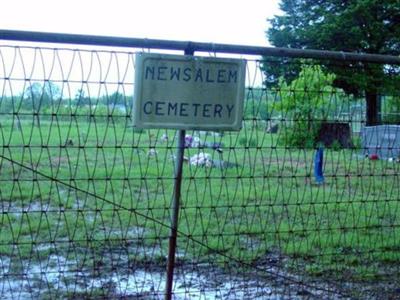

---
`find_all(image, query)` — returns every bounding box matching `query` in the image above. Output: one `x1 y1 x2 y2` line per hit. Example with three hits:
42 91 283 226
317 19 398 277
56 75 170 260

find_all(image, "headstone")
361 125 400 159
13 118 22 131
316 122 352 148
266 122 279 133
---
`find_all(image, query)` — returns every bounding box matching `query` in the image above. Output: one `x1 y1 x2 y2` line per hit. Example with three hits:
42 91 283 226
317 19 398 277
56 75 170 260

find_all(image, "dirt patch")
255 251 400 300
0 249 352 300
0 200 55 214
0 255 275 299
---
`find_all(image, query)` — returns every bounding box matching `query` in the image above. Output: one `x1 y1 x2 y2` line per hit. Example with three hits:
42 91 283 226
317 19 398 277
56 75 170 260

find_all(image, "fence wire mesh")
0 43 399 299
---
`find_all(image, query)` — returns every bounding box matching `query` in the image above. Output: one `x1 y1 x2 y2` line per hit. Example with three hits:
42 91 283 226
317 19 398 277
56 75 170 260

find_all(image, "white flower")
160 134 168 142
147 148 157 156
191 136 201 147
185 135 202 148
190 152 213 167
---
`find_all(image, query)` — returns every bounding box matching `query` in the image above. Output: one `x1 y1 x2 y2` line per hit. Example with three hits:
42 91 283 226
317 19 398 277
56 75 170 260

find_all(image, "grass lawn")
1 116 399 293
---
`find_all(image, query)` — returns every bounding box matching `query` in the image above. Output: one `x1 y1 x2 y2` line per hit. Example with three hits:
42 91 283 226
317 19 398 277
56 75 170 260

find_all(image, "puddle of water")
0 256 10 272
0 200 54 215
0 253 280 300
84 268 275 299
0 200 339 299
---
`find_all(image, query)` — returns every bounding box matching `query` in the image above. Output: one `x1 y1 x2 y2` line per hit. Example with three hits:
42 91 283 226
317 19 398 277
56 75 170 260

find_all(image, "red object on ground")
369 153 379 160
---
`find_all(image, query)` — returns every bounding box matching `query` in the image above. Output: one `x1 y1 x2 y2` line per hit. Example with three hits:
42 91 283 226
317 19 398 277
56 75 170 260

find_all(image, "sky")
0 0 281 46
0 0 283 94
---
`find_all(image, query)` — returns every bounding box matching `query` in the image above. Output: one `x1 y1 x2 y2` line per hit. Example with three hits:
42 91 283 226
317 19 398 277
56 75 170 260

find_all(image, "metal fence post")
164 47 194 300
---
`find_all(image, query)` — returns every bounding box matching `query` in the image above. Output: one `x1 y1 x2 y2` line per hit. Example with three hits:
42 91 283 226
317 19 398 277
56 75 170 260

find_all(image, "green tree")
74 89 90 106
266 0 400 125
109 91 125 106
244 88 269 121
382 95 400 124
100 91 127 106
24 81 61 110
275 64 339 147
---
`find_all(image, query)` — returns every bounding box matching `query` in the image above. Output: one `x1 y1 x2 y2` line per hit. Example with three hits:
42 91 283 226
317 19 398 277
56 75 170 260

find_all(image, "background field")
1 114 399 298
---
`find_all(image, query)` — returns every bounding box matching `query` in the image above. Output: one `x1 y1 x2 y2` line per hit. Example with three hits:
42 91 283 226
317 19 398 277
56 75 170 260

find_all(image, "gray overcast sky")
1 0 281 46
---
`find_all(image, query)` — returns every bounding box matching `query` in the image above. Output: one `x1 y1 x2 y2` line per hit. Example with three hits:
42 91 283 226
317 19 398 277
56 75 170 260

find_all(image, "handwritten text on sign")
133 53 246 130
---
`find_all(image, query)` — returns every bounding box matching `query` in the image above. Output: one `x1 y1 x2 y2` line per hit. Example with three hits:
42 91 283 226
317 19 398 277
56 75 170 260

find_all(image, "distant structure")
361 125 400 159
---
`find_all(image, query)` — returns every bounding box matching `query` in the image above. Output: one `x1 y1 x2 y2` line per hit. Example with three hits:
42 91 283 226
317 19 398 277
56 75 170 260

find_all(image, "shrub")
239 136 257 147
275 65 342 148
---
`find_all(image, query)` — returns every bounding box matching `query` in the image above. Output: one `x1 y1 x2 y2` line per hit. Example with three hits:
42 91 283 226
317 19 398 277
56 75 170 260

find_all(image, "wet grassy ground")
0 118 399 298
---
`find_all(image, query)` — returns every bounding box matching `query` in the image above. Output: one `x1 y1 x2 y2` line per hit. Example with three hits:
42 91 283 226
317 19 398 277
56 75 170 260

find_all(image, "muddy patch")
0 200 55 214
0 255 273 299
0 249 350 300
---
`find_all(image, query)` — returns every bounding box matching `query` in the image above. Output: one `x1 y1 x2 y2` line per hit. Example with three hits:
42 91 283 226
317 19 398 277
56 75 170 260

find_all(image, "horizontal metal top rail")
1 29 400 65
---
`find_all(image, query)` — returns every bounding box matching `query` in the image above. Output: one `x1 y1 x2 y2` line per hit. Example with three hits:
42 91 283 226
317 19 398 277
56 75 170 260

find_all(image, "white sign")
133 53 246 130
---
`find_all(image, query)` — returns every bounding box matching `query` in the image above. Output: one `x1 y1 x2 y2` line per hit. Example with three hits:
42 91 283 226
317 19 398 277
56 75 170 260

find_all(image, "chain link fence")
1 32 400 299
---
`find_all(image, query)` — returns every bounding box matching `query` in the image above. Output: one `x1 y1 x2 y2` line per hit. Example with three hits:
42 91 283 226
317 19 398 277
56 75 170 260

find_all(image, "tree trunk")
365 89 381 126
